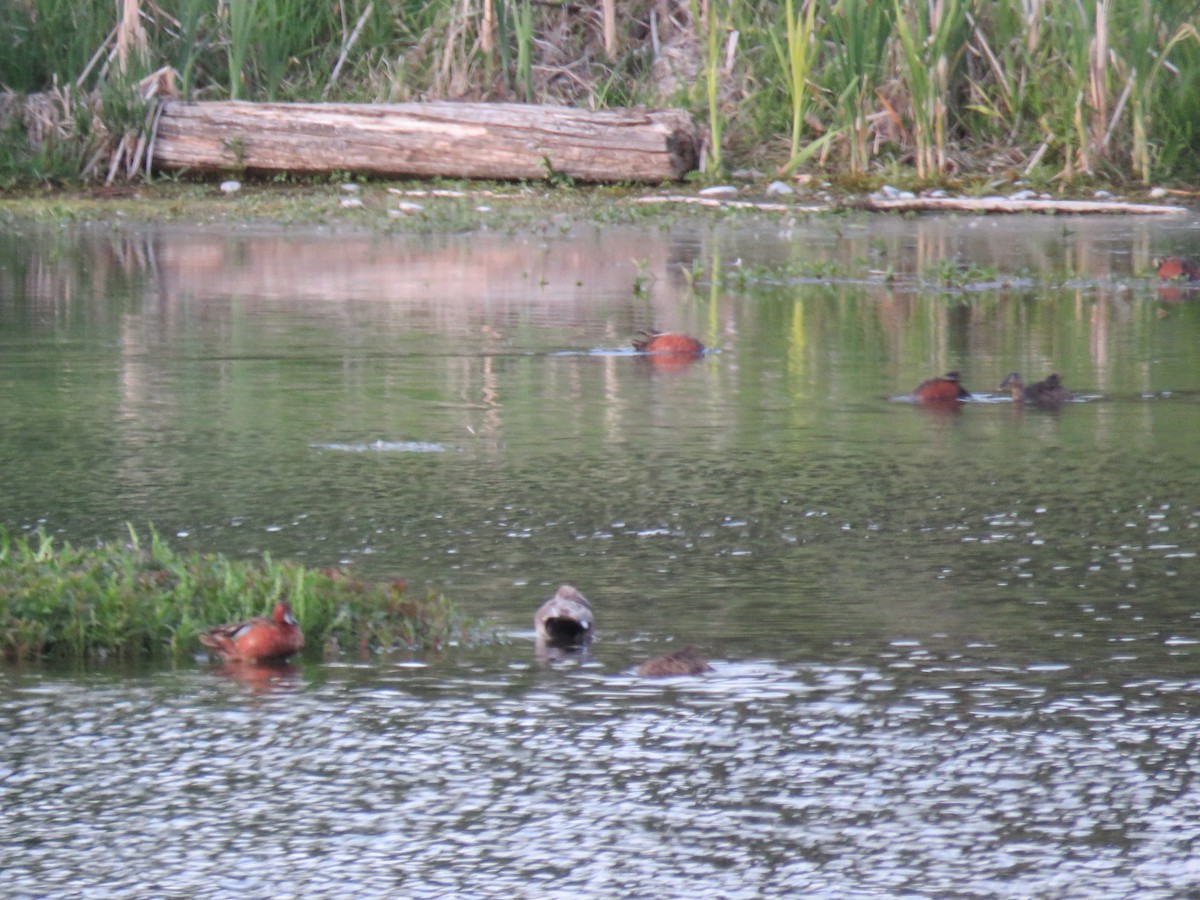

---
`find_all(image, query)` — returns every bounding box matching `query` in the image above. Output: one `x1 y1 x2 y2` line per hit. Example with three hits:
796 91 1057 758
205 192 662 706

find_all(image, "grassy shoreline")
0 177 1190 234
0 527 493 662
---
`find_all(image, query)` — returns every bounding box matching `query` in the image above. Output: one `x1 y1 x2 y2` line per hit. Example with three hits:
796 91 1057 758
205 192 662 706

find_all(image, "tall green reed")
172 0 214 100
226 0 259 100
1115 6 1200 183
0 0 112 92
892 0 969 178
772 0 819 173
823 0 894 173
1145 24 1200 182
514 0 535 103
696 0 728 173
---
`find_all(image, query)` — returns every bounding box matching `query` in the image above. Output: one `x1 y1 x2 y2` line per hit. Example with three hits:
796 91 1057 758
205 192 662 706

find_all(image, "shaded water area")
3 208 1200 897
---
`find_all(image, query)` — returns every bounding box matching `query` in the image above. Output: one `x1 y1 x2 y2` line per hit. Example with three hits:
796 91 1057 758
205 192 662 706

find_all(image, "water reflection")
4 655 1200 897
208 660 304 693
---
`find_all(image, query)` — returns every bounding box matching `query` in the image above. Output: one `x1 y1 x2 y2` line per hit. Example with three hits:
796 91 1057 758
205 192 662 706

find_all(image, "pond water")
3 207 1200 897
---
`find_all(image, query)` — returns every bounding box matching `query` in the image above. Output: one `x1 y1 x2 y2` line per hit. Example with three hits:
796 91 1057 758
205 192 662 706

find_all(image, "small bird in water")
637 645 713 677
632 331 705 356
1154 256 1200 281
999 372 1074 406
534 585 594 652
912 371 971 405
199 599 305 664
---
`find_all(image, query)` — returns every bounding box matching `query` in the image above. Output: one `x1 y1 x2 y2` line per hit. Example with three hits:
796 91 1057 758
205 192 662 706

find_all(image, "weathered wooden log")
149 100 699 183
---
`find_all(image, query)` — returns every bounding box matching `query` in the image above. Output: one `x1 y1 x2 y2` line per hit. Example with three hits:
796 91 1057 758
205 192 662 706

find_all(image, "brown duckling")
534 585 594 651
1000 372 1074 405
912 371 971 405
636 645 713 677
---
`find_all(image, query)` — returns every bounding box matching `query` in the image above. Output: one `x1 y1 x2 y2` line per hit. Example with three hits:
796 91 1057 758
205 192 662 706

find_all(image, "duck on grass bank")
534 585 594 655
912 371 971 405
637 645 713 677
199 599 305 665
999 372 1074 406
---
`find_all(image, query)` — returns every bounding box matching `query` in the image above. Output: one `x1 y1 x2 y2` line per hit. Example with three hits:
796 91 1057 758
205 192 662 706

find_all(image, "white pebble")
699 185 738 198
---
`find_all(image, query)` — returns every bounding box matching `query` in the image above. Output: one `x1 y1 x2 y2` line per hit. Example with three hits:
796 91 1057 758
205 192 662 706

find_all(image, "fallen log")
149 100 699 183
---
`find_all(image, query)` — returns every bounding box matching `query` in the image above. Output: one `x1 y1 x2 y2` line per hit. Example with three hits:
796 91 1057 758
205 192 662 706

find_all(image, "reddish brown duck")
637 645 713 677
1155 256 1200 281
632 331 705 356
199 599 305 665
912 371 971 405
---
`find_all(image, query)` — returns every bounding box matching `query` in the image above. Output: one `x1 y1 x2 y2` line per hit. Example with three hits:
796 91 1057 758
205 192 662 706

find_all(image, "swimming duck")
637 645 713 677
912 371 971 404
199 599 305 664
999 372 1074 405
1154 256 1200 281
632 331 705 355
534 585 594 650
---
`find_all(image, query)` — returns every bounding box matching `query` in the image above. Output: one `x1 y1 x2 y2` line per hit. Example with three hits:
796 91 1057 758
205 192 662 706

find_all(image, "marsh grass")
4 2 1200 191
892 0 968 178
0 527 492 662
225 0 258 101
697 0 728 173
1124 19 1200 184
773 0 819 174
822 0 893 175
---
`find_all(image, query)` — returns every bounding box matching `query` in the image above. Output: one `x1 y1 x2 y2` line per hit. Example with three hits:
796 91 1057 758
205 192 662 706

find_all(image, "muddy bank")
0 179 1193 235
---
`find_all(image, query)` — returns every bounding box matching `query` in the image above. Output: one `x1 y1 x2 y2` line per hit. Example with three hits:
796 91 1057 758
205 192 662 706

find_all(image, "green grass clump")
0 526 492 662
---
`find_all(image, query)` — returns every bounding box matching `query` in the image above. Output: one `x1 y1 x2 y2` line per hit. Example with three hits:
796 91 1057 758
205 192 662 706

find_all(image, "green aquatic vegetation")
0 527 492 662
920 258 999 288
724 257 850 289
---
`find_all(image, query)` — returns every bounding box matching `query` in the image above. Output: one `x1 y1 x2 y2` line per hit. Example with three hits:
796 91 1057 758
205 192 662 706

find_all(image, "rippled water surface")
3 209 1200 897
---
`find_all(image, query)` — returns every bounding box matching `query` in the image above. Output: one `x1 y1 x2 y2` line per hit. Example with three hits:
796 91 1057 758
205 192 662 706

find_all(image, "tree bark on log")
150 100 699 183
